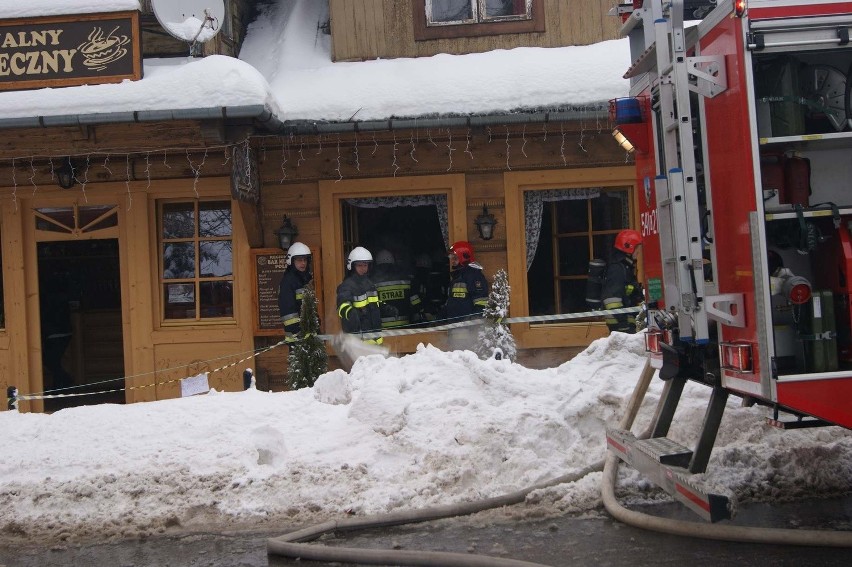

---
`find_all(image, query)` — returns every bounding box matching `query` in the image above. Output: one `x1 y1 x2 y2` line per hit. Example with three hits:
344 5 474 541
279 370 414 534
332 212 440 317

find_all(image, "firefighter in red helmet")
602 229 644 333
439 240 489 350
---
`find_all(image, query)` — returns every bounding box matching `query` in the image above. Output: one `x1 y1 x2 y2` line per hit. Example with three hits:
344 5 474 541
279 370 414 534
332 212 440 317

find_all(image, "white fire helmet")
347 246 373 270
285 242 312 267
375 249 395 265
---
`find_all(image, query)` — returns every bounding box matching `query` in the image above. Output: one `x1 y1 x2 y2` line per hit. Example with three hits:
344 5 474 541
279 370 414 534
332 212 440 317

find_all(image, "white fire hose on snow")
269 358 852 565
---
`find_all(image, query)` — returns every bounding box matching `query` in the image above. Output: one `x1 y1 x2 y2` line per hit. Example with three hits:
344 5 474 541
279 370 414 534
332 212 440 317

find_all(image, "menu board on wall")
251 249 286 336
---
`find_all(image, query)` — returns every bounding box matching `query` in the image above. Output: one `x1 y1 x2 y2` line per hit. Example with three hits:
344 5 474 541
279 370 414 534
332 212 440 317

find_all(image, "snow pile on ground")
1 334 851 545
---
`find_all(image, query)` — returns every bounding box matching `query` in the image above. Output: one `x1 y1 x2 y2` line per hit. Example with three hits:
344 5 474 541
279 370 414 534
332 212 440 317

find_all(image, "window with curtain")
428 0 531 23
159 200 234 321
524 188 632 317
340 193 449 303
414 0 542 40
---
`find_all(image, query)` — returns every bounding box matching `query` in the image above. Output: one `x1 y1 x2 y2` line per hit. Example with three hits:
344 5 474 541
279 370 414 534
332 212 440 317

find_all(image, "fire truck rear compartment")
755 46 852 379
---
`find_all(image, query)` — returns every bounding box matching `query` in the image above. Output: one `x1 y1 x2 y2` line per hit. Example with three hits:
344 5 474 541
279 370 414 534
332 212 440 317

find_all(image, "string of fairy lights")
0 116 627 208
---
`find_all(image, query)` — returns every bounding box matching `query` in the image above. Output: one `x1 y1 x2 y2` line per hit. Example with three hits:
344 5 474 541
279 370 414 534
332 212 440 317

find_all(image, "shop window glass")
159 200 233 321
526 188 632 318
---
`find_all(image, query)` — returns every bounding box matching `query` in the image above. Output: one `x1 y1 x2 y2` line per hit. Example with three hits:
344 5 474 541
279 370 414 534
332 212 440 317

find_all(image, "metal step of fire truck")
607 370 734 523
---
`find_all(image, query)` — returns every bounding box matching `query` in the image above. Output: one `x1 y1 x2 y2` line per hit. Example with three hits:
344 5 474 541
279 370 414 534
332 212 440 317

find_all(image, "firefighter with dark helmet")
440 241 489 349
602 229 644 333
336 246 383 343
278 242 313 343
372 249 422 329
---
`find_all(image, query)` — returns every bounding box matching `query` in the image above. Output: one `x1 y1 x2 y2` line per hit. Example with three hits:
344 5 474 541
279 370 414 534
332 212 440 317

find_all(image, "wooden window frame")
157 199 235 324
543 189 632 315
504 167 637 349
413 0 544 41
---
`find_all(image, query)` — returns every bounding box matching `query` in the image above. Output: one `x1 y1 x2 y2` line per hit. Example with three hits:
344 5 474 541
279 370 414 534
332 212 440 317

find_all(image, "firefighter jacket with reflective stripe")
601 251 641 333
442 263 489 320
372 264 422 328
336 273 382 335
278 267 312 341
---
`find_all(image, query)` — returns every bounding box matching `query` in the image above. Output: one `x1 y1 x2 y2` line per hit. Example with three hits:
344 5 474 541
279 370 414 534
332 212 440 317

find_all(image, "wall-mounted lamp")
274 215 298 250
474 206 497 241
55 157 77 189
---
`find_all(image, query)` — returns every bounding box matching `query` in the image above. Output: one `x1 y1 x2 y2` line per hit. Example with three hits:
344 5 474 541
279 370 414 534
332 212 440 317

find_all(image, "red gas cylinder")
781 155 811 206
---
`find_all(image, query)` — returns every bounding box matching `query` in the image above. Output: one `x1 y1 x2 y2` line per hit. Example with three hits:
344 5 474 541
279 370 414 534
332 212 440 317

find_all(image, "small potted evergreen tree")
476 268 517 361
287 282 328 389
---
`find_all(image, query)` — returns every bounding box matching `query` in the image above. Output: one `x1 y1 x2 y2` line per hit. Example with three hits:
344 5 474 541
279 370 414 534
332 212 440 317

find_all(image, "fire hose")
267 359 655 565
269 357 852 565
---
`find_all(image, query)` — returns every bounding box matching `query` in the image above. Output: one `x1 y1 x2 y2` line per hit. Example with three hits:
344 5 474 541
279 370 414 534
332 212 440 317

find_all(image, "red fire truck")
606 0 852 521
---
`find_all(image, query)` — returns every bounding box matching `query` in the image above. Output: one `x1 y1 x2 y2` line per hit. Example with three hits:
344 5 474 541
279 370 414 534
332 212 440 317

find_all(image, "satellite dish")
152 0 225 44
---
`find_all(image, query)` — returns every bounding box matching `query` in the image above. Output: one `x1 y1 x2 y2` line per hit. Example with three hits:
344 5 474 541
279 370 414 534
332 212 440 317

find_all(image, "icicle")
29 158 37 195
10 158 18 211
505 126 511 171
391 133 399 177
125 154 133 211
410 131 419 163
280 142 288 183
353 133 360 172
446 128 455 172
186 148 207 199
80 155 90 203
334 135 343 182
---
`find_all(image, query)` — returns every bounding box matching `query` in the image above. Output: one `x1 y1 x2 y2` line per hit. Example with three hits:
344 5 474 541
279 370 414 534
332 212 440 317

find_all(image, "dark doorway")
37 239 124 412
347 203 450 319
354 205 446 271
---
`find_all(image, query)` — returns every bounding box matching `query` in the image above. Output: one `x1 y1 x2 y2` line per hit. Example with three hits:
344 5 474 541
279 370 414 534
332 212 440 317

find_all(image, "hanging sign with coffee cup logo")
0 11 142 91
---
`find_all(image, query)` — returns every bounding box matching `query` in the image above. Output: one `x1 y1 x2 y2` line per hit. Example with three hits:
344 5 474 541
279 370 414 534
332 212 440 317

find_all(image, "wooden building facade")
0 0 635 412
329 0 620 61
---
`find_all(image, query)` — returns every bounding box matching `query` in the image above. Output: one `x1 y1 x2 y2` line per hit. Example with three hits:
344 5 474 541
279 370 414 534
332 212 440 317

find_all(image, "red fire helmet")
449 241 475 266
614 229 643 254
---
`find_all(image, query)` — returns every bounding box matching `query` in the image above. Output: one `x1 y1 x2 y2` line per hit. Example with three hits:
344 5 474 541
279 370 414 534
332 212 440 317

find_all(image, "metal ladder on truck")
606 0 736 522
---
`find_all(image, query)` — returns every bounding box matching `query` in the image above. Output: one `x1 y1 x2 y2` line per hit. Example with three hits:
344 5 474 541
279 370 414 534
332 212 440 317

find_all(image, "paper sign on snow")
180 373 210 397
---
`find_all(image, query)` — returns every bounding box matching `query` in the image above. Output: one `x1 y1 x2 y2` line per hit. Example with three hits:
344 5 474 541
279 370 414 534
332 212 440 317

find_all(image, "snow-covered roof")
0 0 631 130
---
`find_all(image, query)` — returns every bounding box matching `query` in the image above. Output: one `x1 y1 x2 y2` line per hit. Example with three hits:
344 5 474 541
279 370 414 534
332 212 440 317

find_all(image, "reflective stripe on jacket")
336 273 382 335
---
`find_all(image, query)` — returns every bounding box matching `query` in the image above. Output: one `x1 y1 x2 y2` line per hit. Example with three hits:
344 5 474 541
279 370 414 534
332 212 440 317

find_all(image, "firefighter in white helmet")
278 242 313 342
336 247 383 342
